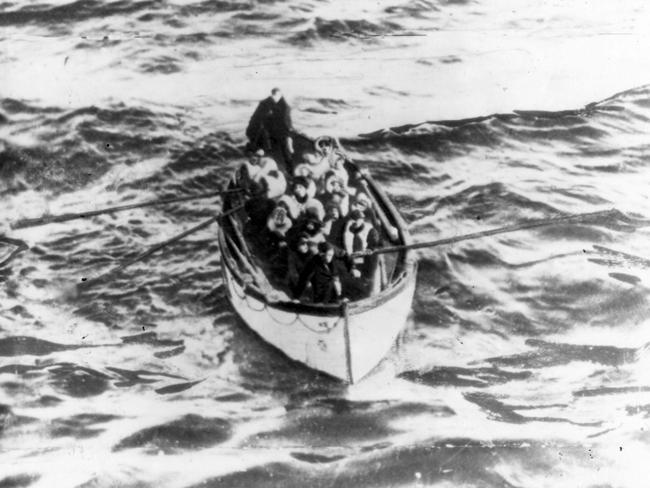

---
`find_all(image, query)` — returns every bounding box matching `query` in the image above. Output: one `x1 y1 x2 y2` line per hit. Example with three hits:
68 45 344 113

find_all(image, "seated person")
264 206 292 252
317 139 349 187
322 203 345 248
288 211 325 255
292 164 318 198
236 149 278 191
294 152 330 184
350 190 378 224
318 171 350 217
293 242 345 304
343 209 380 282
244 185 276 247
285 232 312 293
279 176 324 221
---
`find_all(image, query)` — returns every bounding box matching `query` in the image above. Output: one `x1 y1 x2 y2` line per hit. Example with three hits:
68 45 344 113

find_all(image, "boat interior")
218 132 414 314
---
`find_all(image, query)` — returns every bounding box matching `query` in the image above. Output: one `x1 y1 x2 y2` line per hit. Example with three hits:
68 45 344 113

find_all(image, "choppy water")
2 1 650 487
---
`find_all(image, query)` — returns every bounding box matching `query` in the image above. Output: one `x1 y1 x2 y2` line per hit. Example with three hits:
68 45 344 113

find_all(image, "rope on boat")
228 273 342 333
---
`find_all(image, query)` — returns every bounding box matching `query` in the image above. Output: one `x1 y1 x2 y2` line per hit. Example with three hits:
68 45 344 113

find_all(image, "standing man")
246 88 294 172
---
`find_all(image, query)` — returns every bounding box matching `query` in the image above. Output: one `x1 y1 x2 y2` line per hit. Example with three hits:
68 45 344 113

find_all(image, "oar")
78 203 246 289
11 188 244 230
353 208 620 257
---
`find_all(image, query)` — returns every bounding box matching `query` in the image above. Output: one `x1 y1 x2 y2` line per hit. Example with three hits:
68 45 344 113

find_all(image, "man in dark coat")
293 242 344 304
246 88 294 172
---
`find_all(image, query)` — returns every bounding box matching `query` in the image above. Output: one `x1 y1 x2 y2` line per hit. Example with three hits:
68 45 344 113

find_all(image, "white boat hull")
222 262 416 383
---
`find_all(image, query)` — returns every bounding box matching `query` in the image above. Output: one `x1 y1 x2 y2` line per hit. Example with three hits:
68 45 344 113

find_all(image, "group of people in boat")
234 89 385 304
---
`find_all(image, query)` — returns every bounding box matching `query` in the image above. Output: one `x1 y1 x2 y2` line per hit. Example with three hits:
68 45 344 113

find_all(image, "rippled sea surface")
2 1 650 487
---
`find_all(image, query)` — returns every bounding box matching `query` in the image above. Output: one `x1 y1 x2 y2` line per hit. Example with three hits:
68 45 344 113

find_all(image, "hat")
293 164 314 178
318 241 333 254
354 192 371 208
278 194 300 220
350 209 364 220
297 232 310 245
293 176 309 190
325 202 340 214
254 149 265 157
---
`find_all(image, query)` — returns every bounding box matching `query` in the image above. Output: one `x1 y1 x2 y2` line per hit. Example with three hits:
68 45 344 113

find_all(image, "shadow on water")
112 414 232 454
463 392 600 426
0 331 201 398
0 473 41 488
187 437 592 488
399 365 532 388
49 413 120 439
245 397 455 449
485 339 638 369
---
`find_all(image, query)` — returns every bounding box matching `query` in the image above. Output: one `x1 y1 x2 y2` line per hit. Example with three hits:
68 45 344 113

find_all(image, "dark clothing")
286 248 311 292
244 196 276 249
246 97 293 170
324 218 346 248
294 254 344 304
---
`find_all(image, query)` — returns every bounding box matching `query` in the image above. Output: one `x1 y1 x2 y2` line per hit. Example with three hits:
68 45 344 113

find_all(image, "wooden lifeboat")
217 133 417 383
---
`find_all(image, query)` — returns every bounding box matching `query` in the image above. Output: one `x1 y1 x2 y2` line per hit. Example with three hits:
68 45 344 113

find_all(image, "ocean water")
2 1 650 487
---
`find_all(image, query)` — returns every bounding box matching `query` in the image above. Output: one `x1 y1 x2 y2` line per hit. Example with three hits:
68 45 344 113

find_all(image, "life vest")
280 194 324 221
277 194 301 220
259 171 287 200
303 198 325 221
303 153 331 181
267 209 292 236
253 157 279 183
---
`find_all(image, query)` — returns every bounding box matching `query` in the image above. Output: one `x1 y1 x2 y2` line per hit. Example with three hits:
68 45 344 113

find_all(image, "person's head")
296 233 309 254
294 164 314 179
249 149 264 165
293 176 309 198
304 218 322 236
325 203 340 221
271 207 288 226
271 87 282 102
318 241 335 263
324 171 344 194
352 192 371 212
350 209 364 226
